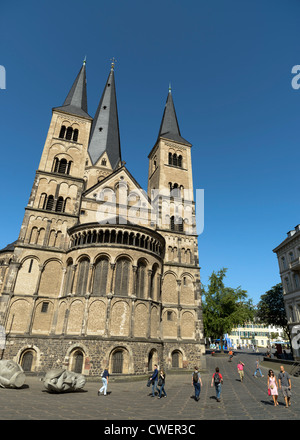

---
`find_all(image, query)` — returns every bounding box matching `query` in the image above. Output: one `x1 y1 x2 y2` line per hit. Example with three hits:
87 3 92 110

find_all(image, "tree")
202 268 254 352
256 283 292 353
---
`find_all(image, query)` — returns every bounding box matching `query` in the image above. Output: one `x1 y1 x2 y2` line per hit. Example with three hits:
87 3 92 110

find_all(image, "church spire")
88 62 122 169
53 59 90 118
158 86 191 146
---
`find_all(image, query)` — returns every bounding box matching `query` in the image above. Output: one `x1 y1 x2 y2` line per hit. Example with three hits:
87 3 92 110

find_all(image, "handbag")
158 378 163 386
147 379 152 387
268 389 271 396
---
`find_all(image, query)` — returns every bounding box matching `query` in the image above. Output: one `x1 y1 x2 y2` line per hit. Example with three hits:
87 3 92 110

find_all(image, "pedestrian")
237 361 245 382
157 369 167 399
278 365 292 408
211 367 223 402
228 349 233 362
267 369 278 406
149 364 159 397
192 366 202 401
98 368 109 396
253 359 264 377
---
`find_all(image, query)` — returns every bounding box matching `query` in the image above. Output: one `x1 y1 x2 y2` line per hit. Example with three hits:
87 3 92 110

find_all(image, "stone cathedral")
0 60 205 376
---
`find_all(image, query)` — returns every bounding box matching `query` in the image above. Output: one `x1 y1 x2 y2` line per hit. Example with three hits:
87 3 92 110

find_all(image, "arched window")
52 157 59 173
38 193 47 209
58 158 68 174
173 154 178 167
66 127 73 140
59 125 66 139
168 152 173 165
45 195 54 211
115 258 130 296
178 155 182 167
136 261 146 299
66 161 72 174
73 129 79 142
101 158 107 166
64 260 73 295
55 196 64 212
93 257 109 296
170 216 184 232
76 258 90 295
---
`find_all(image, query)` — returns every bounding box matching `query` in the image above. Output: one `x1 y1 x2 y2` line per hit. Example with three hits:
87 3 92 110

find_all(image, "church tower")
148 86 205 367
2 60 93 301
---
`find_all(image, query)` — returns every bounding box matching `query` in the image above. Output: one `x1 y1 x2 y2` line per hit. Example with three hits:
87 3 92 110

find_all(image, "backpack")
193 372 199 383
214 372 221 384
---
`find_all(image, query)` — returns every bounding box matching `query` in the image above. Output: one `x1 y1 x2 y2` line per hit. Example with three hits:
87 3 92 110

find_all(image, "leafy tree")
202 268 254 352
256 283 292 353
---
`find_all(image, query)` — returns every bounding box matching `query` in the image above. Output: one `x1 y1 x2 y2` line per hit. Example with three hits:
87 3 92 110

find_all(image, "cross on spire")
110 57 117 70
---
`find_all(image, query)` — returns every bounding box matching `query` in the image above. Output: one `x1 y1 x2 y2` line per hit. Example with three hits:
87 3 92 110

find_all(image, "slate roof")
88 66 122 169
53 62 91 119
158 88 191 146
0 240 17 253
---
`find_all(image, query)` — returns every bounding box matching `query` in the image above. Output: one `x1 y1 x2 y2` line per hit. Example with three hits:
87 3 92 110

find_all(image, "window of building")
93 258 109 296
45 195 54 211
41 301 49 313
114 258 130 296
28 259 33 273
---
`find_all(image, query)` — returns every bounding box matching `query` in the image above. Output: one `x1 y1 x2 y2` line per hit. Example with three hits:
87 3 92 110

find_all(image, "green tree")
256 283 292 352
202 268 254 352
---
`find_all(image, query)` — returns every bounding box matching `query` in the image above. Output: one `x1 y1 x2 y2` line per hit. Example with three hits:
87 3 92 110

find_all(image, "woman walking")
211 367 223 402
98 368 109 396
267 369 279 406
157 369 167 399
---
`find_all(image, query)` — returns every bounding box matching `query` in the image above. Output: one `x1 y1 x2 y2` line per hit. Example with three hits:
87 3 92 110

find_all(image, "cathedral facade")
0 60 206 376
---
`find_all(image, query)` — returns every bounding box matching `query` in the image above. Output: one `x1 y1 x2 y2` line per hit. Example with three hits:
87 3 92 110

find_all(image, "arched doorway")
71 350 84 374
109 347 130 374
148 349 158 372
112 350 123 373
20 350 35 372
171 350 183 368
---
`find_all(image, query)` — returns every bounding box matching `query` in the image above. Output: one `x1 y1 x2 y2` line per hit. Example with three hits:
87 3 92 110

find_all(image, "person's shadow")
261 400 284 407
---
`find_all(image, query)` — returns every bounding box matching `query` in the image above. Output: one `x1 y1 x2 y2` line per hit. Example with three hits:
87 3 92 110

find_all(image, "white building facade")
273 225 300 359
227 322 287 349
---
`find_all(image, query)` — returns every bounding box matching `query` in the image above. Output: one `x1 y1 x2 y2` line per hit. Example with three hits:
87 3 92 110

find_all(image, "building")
227 322 287 349
273 225 300 359
0 60 206 375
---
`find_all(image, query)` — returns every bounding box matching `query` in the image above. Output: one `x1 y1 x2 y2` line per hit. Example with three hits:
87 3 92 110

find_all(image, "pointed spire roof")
53 59 91 119
88 62 122 169
158 85 191 146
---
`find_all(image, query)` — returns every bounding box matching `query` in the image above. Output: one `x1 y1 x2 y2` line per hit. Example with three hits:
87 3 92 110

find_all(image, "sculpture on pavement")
41 368 86 393
0 360 26 388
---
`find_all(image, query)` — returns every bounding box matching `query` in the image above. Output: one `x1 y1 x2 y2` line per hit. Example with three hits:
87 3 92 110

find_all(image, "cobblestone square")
0 350 299 425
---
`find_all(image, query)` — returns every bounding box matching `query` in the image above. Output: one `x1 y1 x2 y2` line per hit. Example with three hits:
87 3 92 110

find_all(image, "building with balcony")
273 225 300 359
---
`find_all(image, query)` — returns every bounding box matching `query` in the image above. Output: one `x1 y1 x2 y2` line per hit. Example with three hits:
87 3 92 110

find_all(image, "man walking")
253 359 264 377
278 365 292 408
192 366 202 401
149 364 159 397
237 361 245 382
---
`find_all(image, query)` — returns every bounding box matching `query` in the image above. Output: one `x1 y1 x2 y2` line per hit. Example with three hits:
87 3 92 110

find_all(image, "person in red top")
211 367 223 402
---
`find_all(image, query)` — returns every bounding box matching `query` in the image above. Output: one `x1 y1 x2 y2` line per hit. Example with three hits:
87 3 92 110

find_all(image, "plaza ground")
0 349 299 421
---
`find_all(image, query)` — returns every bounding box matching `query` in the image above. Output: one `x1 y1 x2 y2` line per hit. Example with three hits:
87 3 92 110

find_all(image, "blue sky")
1 0 300 305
